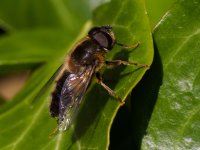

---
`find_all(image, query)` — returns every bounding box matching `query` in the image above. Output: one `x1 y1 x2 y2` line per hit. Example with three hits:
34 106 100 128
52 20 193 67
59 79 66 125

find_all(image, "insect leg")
106 42 149 68
105 60 149 68
95 72 124 105
49 127 58 138
116 41 140 49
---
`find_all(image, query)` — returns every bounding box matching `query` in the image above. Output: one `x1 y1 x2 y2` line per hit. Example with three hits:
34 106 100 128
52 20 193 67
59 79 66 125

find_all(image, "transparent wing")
58 66 95 131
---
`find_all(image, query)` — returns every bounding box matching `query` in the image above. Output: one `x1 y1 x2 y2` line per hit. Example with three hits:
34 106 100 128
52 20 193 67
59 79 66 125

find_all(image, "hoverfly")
50 26 148 132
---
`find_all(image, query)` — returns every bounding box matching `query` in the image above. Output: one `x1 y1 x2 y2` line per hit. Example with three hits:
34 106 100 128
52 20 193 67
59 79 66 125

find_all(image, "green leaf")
0 29 78 74
145 0 176 28
141 0 200 149
0 0 91 32
0 0 153 149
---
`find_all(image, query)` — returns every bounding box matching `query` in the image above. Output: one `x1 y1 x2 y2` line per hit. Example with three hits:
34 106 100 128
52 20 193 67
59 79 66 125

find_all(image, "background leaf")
0 29 77 75
0 0 153 150
145 0 176 28
140 0 200 149
0 0 91 32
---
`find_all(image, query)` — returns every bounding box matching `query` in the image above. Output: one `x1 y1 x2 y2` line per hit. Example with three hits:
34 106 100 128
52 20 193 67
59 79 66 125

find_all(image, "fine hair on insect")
49 25 149 136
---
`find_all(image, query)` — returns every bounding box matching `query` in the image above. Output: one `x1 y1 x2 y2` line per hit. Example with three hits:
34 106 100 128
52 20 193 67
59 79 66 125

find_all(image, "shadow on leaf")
109 43 163 150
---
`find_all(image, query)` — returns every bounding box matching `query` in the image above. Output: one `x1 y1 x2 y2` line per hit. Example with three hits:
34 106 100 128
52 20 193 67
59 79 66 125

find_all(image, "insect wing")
58 66 95 131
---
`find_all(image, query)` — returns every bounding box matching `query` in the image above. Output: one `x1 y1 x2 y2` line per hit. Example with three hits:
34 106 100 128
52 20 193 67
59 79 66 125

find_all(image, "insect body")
50 26 148 132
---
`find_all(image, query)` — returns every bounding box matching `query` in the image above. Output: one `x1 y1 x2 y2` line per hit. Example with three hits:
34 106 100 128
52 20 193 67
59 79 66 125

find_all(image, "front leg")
107 41 149 68
116 41 140 49
105 60 149 68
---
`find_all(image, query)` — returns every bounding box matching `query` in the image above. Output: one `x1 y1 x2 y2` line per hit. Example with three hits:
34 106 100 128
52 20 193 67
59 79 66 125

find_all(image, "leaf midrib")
163 28 200 71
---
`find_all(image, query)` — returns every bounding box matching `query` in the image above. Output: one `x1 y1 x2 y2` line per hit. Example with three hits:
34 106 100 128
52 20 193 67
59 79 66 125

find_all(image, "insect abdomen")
50 71 70 117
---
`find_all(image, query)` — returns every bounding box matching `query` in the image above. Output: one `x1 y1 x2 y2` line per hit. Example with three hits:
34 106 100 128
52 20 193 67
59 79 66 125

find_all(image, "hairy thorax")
66 37 106 74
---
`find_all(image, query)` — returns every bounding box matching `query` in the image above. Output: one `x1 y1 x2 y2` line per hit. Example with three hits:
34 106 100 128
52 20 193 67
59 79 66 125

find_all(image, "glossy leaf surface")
142 0 200 149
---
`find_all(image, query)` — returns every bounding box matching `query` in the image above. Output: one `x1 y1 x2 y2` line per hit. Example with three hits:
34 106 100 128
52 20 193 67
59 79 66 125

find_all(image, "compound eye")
88 26 115 50
92 32 114 50
93 32 110 49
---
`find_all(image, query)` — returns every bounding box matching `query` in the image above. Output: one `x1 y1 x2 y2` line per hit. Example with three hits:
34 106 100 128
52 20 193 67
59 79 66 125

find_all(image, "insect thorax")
69 39 106 72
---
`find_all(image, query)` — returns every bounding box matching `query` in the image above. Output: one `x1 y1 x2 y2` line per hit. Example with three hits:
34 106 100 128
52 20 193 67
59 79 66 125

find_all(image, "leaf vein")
11 100 46 150
175 101 200 148
111 0 128 24
55 133 63 150
164 28 200 70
